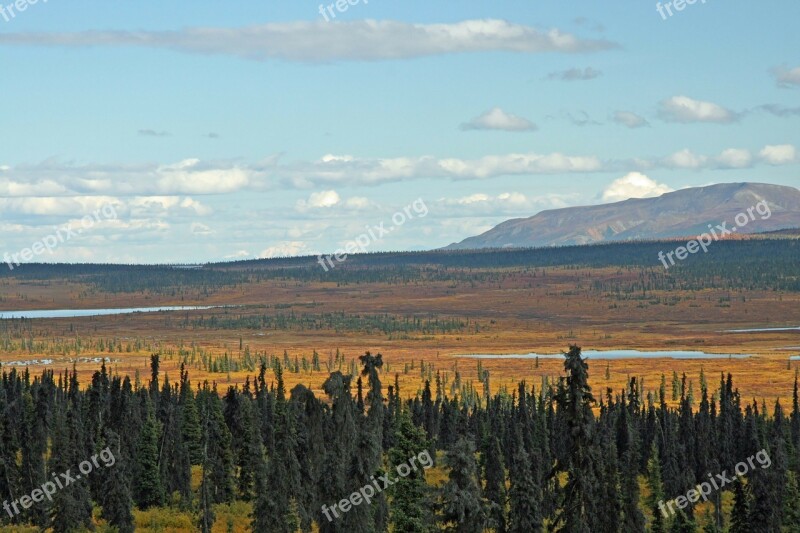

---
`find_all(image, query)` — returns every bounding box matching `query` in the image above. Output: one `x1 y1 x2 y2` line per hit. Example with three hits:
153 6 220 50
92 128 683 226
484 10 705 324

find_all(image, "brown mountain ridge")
444 182 800 250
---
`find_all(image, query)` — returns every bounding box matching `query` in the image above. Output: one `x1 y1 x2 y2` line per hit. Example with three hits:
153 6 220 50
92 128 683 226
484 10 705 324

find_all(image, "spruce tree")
646 442 667 533
554 345 598 533
481 436 507 532
729 480 750 533
261 365 301 532
49 407 93 533
132 406 164 509
319 372 357 533
19 390 47 528
360 352 389 531
783 470 800 530
179 366 203 465
508 427 542 532
389 410 432 533
100 431 135 533
618 398 645 532
439 437 486 532
250 443 272 533
669 510 696 533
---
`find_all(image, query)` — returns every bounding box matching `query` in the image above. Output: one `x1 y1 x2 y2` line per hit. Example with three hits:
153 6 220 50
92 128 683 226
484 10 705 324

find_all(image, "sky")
0 0 798 264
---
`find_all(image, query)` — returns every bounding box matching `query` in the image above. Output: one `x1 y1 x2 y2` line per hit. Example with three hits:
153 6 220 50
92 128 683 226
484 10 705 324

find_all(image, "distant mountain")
444 182 800 250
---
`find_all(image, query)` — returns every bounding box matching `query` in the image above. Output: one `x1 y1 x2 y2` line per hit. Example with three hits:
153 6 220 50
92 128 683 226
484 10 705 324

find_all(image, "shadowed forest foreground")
0 347 798 532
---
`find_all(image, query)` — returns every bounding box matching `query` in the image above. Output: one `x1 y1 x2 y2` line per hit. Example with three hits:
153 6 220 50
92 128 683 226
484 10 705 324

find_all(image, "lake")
457 350 752 360
0 306 220 319
725 327 800 333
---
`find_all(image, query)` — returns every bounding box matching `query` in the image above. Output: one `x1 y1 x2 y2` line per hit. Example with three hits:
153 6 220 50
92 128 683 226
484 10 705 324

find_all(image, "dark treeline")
0 347 798 531
186 311 472 335
2 238 799 294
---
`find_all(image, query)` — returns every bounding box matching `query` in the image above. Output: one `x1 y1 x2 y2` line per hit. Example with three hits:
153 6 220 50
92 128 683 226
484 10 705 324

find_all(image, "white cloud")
0 178 68 197
3 142 796 204
259 241 311 258
716 148 752 169
497 192 530 205
224 250 251 259
127 196 211 217
129 196 180 213
445 192 530 207
0 196 120 216
344 197 371 209
451 193 491 205
601 173 673 202
759 144 797 165
191 222 213 235
138 129 170 137
562 110 602 127
772 66 800 88
180 197 213 215
0 159 257 197
436 191 574 216
612 111 649 128
546 67 602 81
460 107 537 132
662 149 708 169
286 151 604 188
0 20 618 63
155 159 251 194
659 145 798 170
658 96 738 123
309 190 341 208
294 191 374 215
756 104 800 117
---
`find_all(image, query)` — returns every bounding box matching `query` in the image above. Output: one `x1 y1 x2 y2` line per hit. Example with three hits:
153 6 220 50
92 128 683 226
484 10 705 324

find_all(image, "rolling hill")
444 182 800 250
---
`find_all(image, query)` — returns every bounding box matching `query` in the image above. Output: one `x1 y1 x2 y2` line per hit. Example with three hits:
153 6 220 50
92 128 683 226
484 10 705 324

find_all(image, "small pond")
457 350 752 360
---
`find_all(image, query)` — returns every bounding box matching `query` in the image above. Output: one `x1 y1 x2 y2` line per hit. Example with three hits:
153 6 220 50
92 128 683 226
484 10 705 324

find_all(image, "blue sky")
0 1 798 264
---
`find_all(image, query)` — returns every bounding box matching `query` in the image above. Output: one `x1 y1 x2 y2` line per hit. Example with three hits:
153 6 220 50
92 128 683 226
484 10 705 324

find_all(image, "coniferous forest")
0 347 798 532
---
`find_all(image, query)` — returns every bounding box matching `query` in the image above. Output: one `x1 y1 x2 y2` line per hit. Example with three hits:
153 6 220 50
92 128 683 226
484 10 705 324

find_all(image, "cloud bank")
0 19 618 63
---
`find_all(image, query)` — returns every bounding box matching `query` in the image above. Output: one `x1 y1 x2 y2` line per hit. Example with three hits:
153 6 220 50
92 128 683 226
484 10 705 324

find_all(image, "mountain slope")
444 182 800 250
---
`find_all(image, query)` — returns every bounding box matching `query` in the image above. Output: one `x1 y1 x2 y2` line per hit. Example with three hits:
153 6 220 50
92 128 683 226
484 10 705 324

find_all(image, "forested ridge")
2 239 799 294
0 347 798 531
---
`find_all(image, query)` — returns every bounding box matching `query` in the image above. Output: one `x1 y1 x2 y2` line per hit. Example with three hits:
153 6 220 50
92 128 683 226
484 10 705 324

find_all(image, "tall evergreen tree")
389 410 431 533
19 390 47 527
250 443 272 533
508 427 542 533
179 365 203 465
618 396 646 532
646 442 667 533
439 437 486 532
49 407 93 533
481 435 507 533
729 480 750 533
553 345 598 533
132 405 164 509
261 365 301 532
360 351 388 531
100 431 134 533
